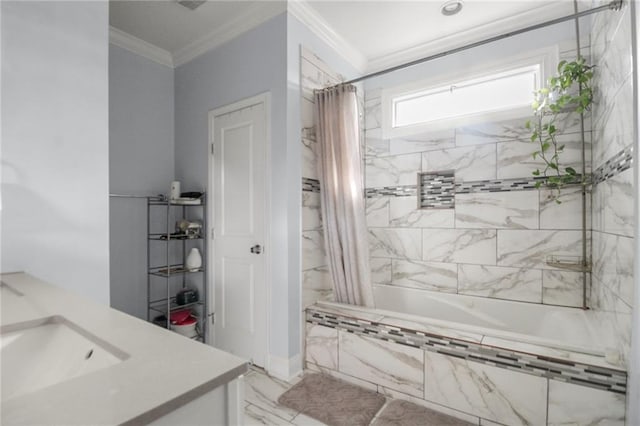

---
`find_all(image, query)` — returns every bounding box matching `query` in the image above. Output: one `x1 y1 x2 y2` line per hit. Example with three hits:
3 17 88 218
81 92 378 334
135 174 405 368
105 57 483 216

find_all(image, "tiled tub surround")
305 302 627 425
300 47 343 310
370 143 631 201
590 1 636 369
300 46 367 312
361 39 603 309
364 113 593 308
365 82 595 309
362 8 637 367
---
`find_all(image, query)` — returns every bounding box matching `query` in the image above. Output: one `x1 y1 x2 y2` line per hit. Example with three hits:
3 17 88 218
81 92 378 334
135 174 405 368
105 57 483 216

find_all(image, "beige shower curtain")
315 84 375 308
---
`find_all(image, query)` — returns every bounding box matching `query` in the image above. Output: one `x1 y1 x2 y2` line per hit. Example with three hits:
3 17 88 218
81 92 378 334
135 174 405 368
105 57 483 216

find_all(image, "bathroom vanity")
0 272 248 425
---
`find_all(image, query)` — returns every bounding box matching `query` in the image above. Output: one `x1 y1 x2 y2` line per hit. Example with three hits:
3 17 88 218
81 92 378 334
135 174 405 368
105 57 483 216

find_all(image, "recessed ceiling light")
441 0 464 16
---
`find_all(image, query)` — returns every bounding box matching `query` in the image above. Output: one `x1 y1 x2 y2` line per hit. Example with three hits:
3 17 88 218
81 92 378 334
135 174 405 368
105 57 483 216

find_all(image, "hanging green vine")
525 58 594 203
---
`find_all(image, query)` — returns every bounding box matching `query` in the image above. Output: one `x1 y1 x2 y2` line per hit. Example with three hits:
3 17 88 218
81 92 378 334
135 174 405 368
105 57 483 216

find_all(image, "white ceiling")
109 0 581 71
305 0 575 69
109 1 286 65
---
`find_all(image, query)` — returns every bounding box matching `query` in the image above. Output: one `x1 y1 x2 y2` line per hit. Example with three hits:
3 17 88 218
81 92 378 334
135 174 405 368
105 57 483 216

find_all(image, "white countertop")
1 272 248 425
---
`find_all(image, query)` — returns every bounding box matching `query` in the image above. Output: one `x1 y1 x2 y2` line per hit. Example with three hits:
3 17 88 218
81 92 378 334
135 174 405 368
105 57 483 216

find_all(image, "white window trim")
381 45 560 139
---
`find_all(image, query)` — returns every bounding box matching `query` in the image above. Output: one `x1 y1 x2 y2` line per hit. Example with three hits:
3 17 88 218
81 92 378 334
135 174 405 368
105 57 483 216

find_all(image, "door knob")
250 244 262 254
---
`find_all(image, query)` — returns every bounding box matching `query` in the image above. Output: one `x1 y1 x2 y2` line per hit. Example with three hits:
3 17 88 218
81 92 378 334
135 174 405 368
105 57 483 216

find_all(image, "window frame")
381 46 559 139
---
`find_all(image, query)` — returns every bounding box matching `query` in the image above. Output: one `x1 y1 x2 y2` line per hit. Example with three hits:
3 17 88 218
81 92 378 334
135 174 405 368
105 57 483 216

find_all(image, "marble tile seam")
592 228 635 240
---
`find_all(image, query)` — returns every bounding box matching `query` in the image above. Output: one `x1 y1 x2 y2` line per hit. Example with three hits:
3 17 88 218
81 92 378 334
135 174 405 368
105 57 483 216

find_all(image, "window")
393 66 538 127
382 47 558 138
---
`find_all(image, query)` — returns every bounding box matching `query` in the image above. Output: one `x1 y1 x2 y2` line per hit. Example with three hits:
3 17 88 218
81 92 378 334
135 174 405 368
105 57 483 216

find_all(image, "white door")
209 95 268 367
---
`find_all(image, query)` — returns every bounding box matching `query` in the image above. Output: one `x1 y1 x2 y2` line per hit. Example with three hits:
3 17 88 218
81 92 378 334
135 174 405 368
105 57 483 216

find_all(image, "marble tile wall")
307 309 627 393
590 2 635 366
305 318 627 425
547 380 626 426
424 351 548 425
365 97 591 308
360 37 622 310
339 330 424 397
300 47 342 309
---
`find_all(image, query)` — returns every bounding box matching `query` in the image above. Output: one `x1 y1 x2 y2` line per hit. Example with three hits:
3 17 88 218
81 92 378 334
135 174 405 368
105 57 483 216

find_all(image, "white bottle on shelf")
186 248 202 271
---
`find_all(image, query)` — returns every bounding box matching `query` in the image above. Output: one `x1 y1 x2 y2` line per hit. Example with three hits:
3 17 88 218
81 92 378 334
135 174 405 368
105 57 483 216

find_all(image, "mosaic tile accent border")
592 146 634 185
365 185 417 198
366 176 586 198
302 177 321 193
457 176 548 193
308 149 631 197
306 308 627 395
419 171 455 209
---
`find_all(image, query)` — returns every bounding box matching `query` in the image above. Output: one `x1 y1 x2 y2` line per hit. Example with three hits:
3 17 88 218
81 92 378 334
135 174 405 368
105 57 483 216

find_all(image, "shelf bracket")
545 255 591 272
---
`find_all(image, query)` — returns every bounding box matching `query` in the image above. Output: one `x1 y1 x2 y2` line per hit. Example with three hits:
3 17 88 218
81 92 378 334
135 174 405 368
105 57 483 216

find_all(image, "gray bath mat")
277 373 385 426
372 400 475 426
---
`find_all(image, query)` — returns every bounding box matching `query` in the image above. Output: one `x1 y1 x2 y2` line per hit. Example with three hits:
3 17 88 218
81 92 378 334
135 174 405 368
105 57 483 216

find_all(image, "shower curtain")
315 84 375 308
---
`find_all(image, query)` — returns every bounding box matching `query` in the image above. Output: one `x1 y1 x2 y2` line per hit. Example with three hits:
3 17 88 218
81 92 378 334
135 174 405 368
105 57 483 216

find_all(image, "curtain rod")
339 0 623 87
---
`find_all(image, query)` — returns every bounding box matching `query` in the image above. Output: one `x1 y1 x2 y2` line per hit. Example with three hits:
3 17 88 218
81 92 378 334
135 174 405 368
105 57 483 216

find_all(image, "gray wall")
1 1 110 304
109 44 175 319
174 13 291 367
109 11 360 375
175 13 287 192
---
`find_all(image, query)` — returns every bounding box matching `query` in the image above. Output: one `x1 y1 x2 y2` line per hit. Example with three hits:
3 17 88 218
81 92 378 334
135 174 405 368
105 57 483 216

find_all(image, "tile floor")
244 368 325 425
243 367 472 426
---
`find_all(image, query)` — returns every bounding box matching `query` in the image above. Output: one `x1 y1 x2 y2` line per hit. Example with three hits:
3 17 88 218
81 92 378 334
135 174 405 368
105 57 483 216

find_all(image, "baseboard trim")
267 353 303 382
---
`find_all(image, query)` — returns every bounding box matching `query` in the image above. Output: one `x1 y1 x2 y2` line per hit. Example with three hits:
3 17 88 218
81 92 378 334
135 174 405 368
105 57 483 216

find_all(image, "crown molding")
109 26 174 68
172 1 287 67
367 1 575 74
288 1 368 74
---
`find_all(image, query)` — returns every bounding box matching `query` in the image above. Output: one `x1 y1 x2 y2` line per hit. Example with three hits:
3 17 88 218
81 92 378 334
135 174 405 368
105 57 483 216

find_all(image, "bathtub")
305 285 627 425
314 285 619 358
369 284 618 357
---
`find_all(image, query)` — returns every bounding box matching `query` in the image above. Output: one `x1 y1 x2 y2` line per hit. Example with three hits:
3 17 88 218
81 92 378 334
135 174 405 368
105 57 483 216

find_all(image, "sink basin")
1 316 127 401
